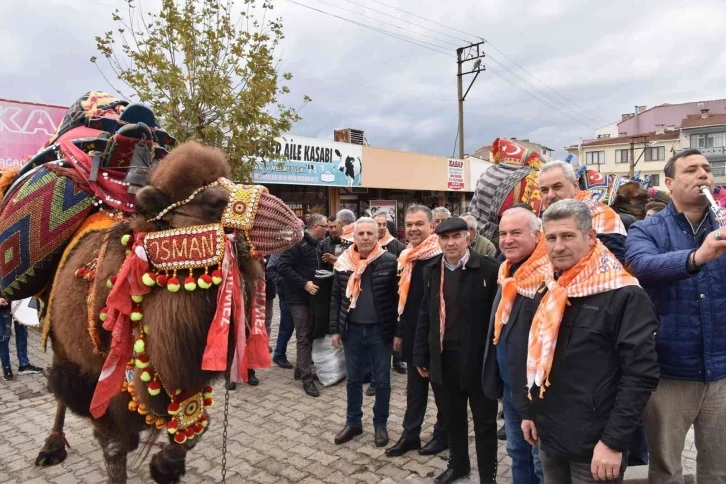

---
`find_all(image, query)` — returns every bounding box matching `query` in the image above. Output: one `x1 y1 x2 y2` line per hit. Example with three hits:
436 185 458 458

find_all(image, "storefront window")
265 184 329 225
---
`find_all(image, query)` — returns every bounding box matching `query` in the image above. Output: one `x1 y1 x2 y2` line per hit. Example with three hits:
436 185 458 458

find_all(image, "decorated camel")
0 93 302 482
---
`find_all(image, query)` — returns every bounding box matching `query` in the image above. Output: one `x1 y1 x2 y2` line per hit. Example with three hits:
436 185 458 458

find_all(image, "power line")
335 0 469 45
344 0 609 125
308 0 460 48
282 0 452 57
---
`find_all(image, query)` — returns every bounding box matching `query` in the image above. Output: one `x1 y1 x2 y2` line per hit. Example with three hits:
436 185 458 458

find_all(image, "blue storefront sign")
252 135 363 187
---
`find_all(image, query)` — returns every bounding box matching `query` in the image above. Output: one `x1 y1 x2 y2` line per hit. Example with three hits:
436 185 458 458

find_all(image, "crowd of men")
264 148 724 484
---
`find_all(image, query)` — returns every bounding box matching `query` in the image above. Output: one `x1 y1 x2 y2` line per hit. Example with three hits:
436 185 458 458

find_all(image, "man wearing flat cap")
413 217 501 484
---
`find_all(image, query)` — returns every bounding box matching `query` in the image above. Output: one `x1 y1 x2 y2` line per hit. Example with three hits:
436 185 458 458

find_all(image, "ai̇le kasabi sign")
0 99 67 169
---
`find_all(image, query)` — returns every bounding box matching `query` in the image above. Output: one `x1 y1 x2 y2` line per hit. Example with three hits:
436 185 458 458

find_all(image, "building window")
691 132 726 148
645 146 666 161
615 149 630 164
712 161 726 177
585 151 605 165
650 174 660 186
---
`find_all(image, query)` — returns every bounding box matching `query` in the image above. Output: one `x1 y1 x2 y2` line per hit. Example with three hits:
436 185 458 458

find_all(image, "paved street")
0 306 696 483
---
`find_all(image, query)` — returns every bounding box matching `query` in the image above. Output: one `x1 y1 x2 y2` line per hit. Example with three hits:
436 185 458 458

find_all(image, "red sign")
0 99 67 169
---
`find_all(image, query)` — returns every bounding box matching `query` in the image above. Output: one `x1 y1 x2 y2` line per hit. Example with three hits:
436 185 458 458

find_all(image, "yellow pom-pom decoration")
142 272 156 287
99 307 108 322
198 275 212 289
130 309 143 322
128 400 138 412
167 277 180 293
184 277 197 291
137 404 148 415
140 370 152 382
135 356 150 369
120 234 131 246
155 418 167 430
143 324 150 335
131 295 144 303
133 338 145 354
145 414 157 425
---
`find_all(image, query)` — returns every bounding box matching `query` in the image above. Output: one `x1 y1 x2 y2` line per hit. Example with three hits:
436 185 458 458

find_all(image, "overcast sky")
2 0 725 160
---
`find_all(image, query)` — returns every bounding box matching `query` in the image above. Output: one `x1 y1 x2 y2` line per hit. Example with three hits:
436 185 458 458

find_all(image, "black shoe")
497 423 507 441
226 381 237 390
303 381 320 397
334 425 362 445
273 356 293 369
366 384 376 396
393 362 407 374
248 370 259 386
2 367 14 381
375 427 389 447
386 436 421 457
294 367 301 380
419 435 448 456
17 364 43 375
434 467 470 484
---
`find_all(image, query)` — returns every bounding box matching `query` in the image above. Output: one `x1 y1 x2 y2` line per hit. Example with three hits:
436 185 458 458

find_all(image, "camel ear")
135 186 171 218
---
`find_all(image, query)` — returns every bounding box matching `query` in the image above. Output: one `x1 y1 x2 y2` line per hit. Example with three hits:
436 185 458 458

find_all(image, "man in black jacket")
386 205 448 458
485 207 547 483
413 218 500 484
330 217 398 448
319 213 349 271
520 199 659 483
374 212 405 256
278 213 328 397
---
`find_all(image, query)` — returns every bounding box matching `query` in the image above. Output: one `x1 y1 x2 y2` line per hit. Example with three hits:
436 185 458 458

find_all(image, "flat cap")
435 217 468 235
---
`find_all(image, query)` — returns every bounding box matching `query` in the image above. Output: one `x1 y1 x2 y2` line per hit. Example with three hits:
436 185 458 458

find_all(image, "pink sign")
0 99 67 169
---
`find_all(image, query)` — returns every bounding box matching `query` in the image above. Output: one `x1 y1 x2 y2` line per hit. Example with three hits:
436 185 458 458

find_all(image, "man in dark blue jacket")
1 297 43 381
626 149 726 484
278 213 328 397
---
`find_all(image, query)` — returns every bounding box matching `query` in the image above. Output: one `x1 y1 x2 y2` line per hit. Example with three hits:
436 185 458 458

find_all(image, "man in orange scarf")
413 217 500 484
486 206 549 484
520 199 659 484
385 205 448 458
330 217 399 448
538 161 627 262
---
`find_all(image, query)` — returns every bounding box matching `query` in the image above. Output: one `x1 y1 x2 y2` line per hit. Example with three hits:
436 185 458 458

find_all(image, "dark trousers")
0 320 30 369
539 448 627 484
343 323 393 428
288 303 314 383
273 298 295 360
440 349 499 482
401 362 447 442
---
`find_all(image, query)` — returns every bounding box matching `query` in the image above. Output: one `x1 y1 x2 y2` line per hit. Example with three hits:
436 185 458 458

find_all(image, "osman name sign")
252 136 363 187
0 99 67 169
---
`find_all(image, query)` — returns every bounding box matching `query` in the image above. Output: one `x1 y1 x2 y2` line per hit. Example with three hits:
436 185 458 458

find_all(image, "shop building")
252 131 471 233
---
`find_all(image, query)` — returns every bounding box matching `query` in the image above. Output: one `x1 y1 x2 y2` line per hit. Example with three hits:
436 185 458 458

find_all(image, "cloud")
3 0 725 161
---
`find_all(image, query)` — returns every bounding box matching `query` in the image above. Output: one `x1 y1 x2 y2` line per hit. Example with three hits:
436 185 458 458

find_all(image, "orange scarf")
397 234 442 316
493 240 550 344
341 223 355 243
380 233 396 247
575 190 627 236
334 243 386 309
526 240 639 397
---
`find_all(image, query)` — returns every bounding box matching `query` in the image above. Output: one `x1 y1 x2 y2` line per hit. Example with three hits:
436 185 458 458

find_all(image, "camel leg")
95 430 130 484
149 435 200 484
35 401 69 466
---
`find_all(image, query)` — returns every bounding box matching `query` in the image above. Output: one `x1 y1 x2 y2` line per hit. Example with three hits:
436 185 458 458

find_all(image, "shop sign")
252 135 363 187
0 99 67 169
447 158 465 191
370 199 397 227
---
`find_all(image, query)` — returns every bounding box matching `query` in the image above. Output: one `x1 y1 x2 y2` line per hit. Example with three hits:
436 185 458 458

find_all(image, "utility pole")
456 41 486 160
629 135 649 178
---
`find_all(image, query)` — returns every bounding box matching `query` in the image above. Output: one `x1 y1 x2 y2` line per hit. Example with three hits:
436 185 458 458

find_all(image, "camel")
11 141 302 483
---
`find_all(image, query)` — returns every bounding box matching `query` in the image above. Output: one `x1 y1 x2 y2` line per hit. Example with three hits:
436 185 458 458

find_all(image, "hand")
0 298 7 307
304 281 319 295
322 253 337 264
393 337 402 352
694 228 726 266
331 334 342 349
416 366 429 378
591 441 622 481
521 420 538 446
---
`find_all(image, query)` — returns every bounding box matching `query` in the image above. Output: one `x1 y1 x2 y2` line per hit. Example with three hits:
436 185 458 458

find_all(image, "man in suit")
413 218 500 484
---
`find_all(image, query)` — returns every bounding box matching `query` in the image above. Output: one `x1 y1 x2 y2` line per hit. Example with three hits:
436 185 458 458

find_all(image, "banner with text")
0 99 67 169
252 136 363 187
447 158 465 190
